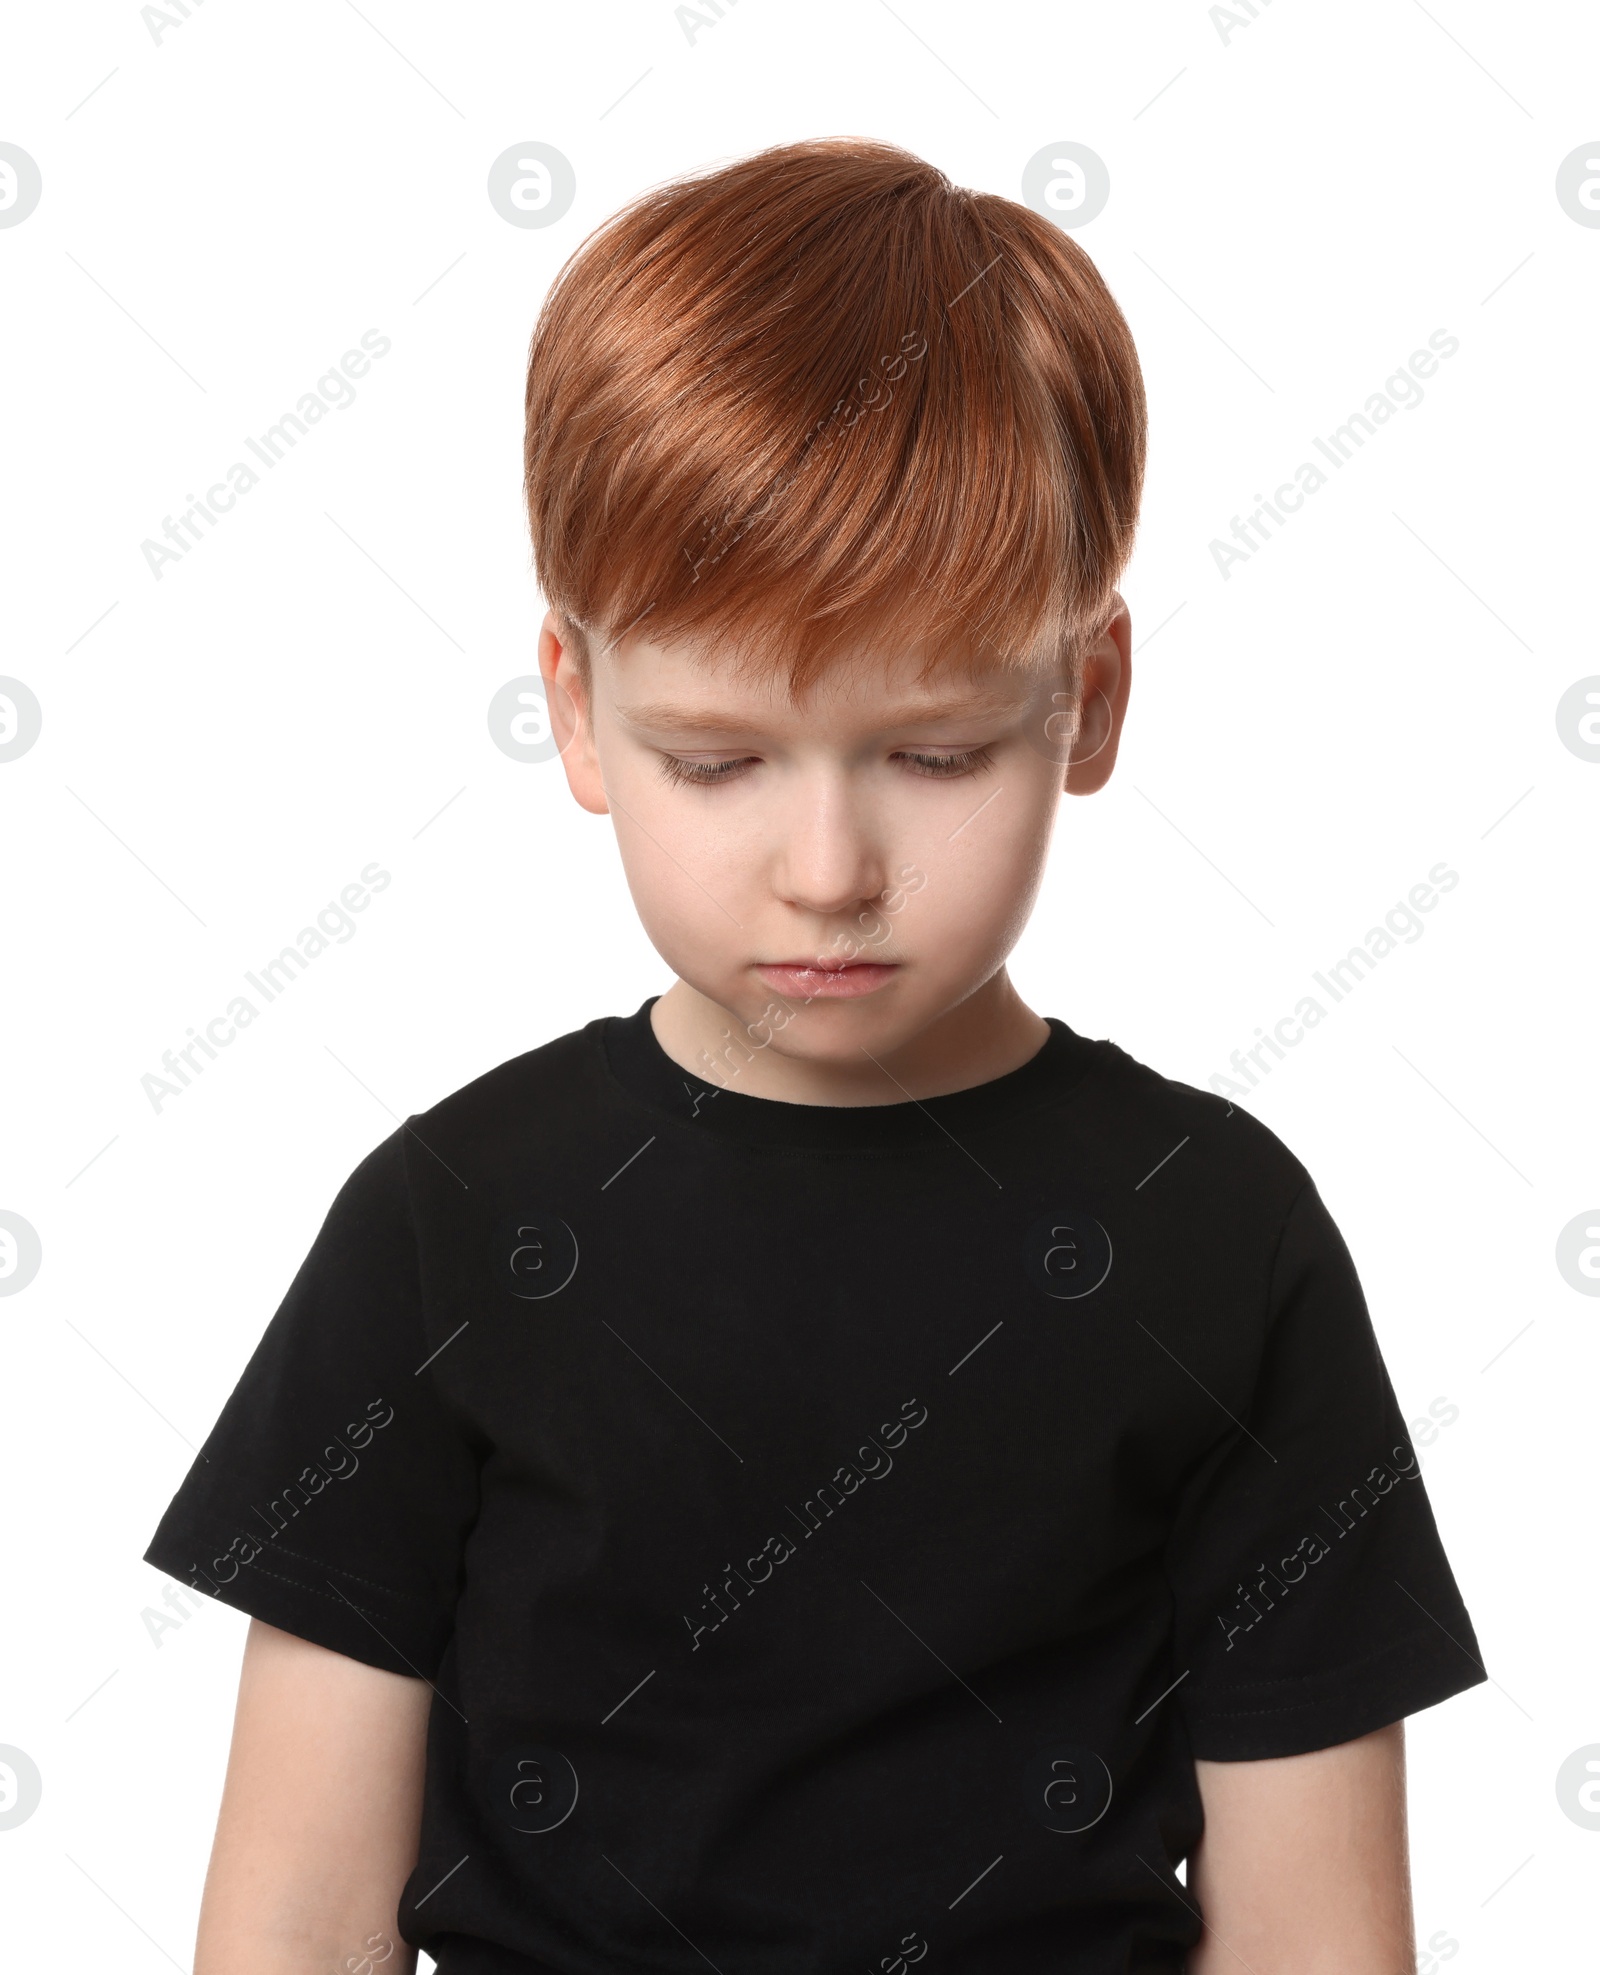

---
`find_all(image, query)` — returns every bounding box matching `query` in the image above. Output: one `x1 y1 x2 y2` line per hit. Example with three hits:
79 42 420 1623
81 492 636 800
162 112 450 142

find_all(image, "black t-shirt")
143 996 1486 1973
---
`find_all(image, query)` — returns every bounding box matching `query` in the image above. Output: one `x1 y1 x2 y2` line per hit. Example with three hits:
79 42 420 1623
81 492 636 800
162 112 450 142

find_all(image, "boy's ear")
537 609 609 816
1063 595 1132 796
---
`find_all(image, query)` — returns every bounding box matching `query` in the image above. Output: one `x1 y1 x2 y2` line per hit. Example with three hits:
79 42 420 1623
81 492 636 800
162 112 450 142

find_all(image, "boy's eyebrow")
615 688 1030 737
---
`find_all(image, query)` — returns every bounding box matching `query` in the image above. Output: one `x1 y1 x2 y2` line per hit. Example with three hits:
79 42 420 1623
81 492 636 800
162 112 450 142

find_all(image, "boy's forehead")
597 629 1054 733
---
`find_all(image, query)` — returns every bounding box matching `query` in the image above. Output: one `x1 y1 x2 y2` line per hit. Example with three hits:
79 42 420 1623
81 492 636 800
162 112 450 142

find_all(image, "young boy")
144 137 1485 1974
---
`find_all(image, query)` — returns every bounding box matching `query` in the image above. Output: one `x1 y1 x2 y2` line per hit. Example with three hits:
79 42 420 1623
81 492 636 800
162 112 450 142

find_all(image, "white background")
2 1 1596 1968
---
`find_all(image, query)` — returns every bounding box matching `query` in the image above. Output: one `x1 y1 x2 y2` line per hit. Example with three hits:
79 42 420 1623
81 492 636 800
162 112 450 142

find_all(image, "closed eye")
655 745 997 789
895 745 996 780
655 754 756 788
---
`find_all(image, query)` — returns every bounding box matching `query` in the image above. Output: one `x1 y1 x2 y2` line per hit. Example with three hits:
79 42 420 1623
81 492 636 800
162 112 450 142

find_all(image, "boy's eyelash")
899 746 996 780
656 745 996 789
656 754 753 788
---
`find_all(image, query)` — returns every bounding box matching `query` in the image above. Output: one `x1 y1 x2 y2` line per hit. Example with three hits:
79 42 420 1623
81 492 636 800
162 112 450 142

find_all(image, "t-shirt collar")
596 993 1105 1153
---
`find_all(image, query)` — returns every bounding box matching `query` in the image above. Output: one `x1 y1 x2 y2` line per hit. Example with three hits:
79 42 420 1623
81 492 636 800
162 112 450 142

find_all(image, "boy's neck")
649 969 1051 1109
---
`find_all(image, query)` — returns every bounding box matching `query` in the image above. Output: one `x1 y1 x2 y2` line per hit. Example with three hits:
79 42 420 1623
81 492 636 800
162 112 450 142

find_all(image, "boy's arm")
1187 1721 1416 1975
193 1618 432 1975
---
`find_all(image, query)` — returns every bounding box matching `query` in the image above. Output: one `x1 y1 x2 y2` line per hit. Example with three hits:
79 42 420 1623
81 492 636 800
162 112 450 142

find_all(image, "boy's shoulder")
404 1010 611 1152
325 1018 608 1227
1087 1032 1315 1216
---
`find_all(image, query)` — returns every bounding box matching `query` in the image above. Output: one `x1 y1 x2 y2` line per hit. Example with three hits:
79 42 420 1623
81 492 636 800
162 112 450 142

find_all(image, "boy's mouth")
754 961 900 999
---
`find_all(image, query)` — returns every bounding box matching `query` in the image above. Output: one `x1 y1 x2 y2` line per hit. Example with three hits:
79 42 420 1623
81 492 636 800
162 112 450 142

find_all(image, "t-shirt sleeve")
141 1125 481 1682
1167 1173 1488 1760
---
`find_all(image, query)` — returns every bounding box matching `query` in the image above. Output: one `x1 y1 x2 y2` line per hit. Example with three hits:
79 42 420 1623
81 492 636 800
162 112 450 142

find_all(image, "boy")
144 137 1485 1973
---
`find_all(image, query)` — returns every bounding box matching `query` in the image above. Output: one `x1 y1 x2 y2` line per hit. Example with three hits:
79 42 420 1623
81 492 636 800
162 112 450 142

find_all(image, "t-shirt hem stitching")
242 1537 426 1604
152 1524 432 1612
230 1552 410 1621
1184 1618 1481 1720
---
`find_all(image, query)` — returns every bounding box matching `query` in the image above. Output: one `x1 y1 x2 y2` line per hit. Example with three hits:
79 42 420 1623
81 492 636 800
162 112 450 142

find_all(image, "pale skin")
195 604 1419 1972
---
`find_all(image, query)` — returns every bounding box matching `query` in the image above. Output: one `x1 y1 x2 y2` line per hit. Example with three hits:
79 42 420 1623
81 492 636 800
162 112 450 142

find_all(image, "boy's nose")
767 781 894 922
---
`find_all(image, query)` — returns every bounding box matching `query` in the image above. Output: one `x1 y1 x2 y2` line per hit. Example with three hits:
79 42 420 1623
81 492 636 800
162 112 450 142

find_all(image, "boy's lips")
754 961 900 999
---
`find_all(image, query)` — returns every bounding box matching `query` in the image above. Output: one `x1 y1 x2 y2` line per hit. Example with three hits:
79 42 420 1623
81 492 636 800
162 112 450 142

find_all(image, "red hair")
524 137 1146 704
